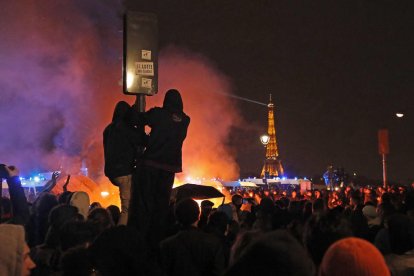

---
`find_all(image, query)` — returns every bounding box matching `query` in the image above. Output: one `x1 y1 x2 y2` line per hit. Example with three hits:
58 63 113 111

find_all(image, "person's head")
34 192 58 217
227 230 314 276
320 237 390 276
312 198 325 214
259 197 275 215
231 194 243 210
112 101 130 122
87 207 114 236
163 89 183 112
377 202 396 224
229 230 263 266
45 204 80 247
106 205 121 225
303 210 353 265
0 224 36 276
69 191 90 219
200 200 214 214
350 190 362 207
362 205 377 221
175 198 200 226
207 210 229 234
89 202 102 212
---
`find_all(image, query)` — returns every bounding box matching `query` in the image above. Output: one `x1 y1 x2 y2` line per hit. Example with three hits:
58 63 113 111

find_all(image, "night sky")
128 0 414 184
1 1 413 185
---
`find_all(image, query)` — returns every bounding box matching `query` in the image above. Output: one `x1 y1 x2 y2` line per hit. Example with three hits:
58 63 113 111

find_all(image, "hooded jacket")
0 224 25 276
103 101 145 180
143 89 190 172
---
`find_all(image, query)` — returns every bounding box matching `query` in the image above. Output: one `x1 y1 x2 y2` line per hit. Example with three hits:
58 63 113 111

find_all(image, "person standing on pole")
103 101 146 225
129 89 190 249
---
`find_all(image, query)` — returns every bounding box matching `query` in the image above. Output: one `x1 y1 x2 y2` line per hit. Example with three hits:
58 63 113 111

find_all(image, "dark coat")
160 227 225 276
103 101 145 180
143 90 190 173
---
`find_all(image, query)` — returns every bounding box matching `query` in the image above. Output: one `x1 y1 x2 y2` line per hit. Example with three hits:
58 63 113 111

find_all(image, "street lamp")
260 134 270 188
260 134 270 146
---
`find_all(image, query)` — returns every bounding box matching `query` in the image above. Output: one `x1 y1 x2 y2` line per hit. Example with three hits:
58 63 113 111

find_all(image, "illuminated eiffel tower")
261 94 284 178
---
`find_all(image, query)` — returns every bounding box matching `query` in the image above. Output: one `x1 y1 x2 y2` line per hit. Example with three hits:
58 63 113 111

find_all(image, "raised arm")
5 165 30 226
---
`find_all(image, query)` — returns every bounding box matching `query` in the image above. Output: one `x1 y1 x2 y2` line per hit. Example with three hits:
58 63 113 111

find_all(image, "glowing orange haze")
1 2 243 206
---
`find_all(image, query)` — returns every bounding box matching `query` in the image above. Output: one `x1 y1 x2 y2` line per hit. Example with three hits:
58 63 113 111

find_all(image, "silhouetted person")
104 101 145 225
160 198 225 276
198 200 214 230
129 89 190 249
225 230 314 276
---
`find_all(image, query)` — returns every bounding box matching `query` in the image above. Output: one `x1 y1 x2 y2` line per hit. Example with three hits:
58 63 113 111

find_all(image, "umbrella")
172 183 224 201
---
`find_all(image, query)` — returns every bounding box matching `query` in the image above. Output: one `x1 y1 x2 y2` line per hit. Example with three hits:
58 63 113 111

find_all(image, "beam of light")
209 91 268 106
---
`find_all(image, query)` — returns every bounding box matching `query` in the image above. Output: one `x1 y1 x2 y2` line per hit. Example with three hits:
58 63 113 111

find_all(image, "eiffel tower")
261 94 284 178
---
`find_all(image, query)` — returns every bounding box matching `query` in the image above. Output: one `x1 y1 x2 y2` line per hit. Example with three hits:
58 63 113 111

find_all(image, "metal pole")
134 94 146 159
134 94 146 112
382 153 387 189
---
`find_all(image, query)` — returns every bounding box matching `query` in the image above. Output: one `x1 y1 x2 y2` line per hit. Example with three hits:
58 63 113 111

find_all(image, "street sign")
378 129 389 155
123 11 158 95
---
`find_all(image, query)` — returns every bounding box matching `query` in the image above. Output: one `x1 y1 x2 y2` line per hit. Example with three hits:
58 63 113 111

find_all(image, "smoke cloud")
0 1 241 181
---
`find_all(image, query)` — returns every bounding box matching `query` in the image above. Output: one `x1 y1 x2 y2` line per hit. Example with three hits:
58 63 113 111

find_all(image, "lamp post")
260 134 270 188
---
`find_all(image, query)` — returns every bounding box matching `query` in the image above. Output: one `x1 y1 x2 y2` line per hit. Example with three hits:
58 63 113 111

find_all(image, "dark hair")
226 230 314 276
106 205 120 225
87 208 114 236
303 210 352 265
207 211 229 234
312 198 324 213
175 198 200 226
45 204 80 247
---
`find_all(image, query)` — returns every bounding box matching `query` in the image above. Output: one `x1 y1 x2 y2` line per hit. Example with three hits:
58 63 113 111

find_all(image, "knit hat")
0 224 25 276
319 237 390 276
69 191 90 219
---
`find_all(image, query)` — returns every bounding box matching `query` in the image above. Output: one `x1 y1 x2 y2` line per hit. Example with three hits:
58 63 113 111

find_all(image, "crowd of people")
0 89 413 275
2 165 414 275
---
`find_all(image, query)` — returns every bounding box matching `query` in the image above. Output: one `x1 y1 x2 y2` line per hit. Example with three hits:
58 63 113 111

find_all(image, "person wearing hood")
129 89 190 249
103 101 146 225
0 224 36 276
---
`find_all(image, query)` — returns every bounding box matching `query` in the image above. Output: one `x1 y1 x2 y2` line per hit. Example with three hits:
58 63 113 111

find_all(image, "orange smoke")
2 2 243 205
152 47 242 181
